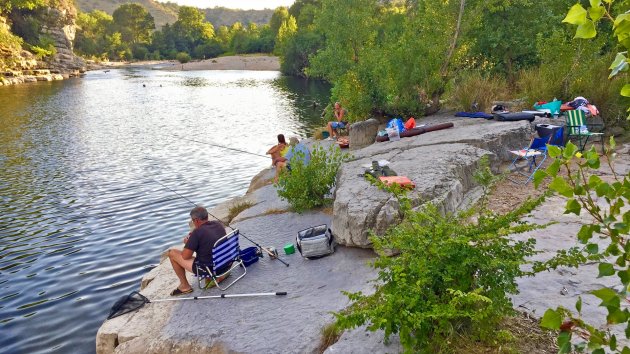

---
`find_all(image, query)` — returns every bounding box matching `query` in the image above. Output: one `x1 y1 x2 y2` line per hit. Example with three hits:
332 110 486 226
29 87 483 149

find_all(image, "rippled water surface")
0 69 330 353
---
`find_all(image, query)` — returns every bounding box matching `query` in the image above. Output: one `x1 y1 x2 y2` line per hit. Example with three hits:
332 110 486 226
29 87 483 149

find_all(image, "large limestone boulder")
333 118 532 248
96 212 377 354
349 118 380 150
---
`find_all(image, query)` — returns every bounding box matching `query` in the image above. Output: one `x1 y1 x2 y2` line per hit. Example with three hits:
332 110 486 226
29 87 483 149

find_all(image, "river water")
0 69 330 353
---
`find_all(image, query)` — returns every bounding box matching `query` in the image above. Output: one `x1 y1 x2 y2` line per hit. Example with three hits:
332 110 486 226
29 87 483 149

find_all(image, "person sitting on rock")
274 136 311 182
266 134 288 167
326 102 348 140
167 206 227 296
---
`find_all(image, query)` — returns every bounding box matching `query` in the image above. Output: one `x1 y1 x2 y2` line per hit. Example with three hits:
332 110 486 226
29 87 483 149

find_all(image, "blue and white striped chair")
194 229 246 291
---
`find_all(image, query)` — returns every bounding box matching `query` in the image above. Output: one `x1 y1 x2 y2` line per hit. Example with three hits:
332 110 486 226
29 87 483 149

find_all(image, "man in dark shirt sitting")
167 206 226 296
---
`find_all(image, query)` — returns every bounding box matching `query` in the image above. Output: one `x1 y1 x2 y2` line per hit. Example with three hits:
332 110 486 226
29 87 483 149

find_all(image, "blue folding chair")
507 135 552 184
193 229 246 291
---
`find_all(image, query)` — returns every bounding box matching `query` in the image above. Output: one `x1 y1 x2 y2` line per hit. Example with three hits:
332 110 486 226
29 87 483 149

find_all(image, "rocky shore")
96 115 628 353
0 6 85 87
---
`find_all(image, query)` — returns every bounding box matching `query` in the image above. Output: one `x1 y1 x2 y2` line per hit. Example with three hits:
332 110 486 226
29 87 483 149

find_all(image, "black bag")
296 225 335 259
493 112 535 122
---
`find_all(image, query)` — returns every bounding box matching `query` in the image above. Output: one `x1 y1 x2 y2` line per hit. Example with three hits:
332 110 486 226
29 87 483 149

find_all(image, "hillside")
203 7 274 28
74 0 178 27
74 0 274 28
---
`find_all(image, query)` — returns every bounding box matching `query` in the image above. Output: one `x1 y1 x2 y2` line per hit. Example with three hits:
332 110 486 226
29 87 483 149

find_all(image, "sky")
161 1 295 10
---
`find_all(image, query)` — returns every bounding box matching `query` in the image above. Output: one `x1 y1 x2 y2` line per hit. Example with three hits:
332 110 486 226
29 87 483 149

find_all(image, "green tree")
173 5 214 47
112 3 154 44
280 29 323 76
466 0 564 83
269 6 290 39
75 10 114 58
0 0 47 14
274 15 297 55
308 0 378 81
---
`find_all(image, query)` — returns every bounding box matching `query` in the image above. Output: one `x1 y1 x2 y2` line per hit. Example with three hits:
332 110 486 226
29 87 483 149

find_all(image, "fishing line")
169 134 270 159
150 178 198 207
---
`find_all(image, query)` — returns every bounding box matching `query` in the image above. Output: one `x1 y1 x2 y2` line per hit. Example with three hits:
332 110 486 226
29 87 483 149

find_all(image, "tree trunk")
426 0 466 116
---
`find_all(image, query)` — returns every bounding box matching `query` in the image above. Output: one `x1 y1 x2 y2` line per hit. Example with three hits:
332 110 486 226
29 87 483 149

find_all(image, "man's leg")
168 248 194 291
327 122 335 138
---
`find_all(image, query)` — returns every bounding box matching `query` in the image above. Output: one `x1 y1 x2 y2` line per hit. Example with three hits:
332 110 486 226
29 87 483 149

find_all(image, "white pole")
150 292 287 303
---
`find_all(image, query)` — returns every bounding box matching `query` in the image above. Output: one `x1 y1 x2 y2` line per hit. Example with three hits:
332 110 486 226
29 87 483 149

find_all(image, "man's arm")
182 247 194 260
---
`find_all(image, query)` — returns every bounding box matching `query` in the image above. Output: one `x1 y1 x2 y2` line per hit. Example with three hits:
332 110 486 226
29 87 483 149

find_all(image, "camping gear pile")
454 96 600 122
376 118 454 142
362 160 416 190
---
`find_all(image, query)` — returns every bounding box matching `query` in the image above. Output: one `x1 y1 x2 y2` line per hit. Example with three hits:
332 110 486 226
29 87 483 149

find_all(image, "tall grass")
446 71 508 112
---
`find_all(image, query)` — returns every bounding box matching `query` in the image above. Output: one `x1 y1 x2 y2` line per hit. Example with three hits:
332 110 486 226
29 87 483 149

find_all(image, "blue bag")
387 118 405 133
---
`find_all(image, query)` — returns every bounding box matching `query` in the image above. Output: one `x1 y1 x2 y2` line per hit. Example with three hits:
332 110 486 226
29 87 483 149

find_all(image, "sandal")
170 287 193 296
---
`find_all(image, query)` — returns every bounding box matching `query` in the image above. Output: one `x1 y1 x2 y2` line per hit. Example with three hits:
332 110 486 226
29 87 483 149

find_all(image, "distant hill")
74 0 274 29
74 0 178 27
202 7 274 28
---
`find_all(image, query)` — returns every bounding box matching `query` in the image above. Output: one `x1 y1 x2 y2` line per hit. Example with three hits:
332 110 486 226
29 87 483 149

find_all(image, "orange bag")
404 117 416 130
379 176 415 189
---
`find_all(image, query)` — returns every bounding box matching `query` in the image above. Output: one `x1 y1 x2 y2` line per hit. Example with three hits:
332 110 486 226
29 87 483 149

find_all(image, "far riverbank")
95 55 280 72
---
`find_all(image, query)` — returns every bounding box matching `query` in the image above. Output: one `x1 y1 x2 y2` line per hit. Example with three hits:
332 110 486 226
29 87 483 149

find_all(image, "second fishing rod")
151 178 290 267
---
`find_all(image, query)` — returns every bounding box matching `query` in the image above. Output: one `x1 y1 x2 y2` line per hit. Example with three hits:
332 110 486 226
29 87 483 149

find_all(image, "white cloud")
159 0 295 10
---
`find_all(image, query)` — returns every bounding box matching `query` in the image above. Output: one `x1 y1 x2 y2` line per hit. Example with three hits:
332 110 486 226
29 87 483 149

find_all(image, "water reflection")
0 69 330 353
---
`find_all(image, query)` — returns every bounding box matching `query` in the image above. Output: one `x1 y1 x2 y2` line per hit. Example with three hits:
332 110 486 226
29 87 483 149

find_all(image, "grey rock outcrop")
96 212 377 354
349 118 380 150
333 118 532 248
39 5 85 74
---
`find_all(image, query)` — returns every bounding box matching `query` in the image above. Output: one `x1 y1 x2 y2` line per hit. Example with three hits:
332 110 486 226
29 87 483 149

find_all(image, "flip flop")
170 287 193 296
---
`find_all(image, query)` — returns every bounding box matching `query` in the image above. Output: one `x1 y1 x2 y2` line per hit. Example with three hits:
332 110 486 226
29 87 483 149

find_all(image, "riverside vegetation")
533 138 630 353
331 156 550 352
275 145 347 213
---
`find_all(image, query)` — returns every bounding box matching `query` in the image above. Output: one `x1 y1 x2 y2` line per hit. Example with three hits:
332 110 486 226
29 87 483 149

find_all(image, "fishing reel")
267 247 279 259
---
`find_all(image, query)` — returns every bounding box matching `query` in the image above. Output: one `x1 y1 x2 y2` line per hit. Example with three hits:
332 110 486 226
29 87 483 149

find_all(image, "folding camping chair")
194 229 246 291
565 109 604 153
507 135 552 184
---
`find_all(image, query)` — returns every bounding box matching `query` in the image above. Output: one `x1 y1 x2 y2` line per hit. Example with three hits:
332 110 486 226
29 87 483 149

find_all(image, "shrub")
446 71 508 112
334 157 546 352
176 52 190 64
276 144 347 213
131 45 149 60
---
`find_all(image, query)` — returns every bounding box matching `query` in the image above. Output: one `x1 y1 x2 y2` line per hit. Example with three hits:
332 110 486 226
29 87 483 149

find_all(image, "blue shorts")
331 122 346 129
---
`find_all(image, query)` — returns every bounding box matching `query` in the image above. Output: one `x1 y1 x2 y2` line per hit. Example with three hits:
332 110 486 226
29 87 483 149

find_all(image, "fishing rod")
150 178 290 267
107 291 287 319
151 178 198 207
169 134 271 159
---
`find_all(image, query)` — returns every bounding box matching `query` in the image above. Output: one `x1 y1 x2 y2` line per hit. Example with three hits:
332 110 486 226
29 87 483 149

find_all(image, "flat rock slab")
333 118 533 248
97 211 377 354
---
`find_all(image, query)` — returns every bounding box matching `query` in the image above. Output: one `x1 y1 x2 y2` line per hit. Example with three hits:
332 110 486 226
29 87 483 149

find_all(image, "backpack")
296 225 335 259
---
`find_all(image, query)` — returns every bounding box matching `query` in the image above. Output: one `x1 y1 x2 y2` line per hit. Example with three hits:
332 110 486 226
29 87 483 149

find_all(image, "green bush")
176 51 190 64
446 71 508 112
334 157 546 352
276 144 347 213
131 45 149 60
